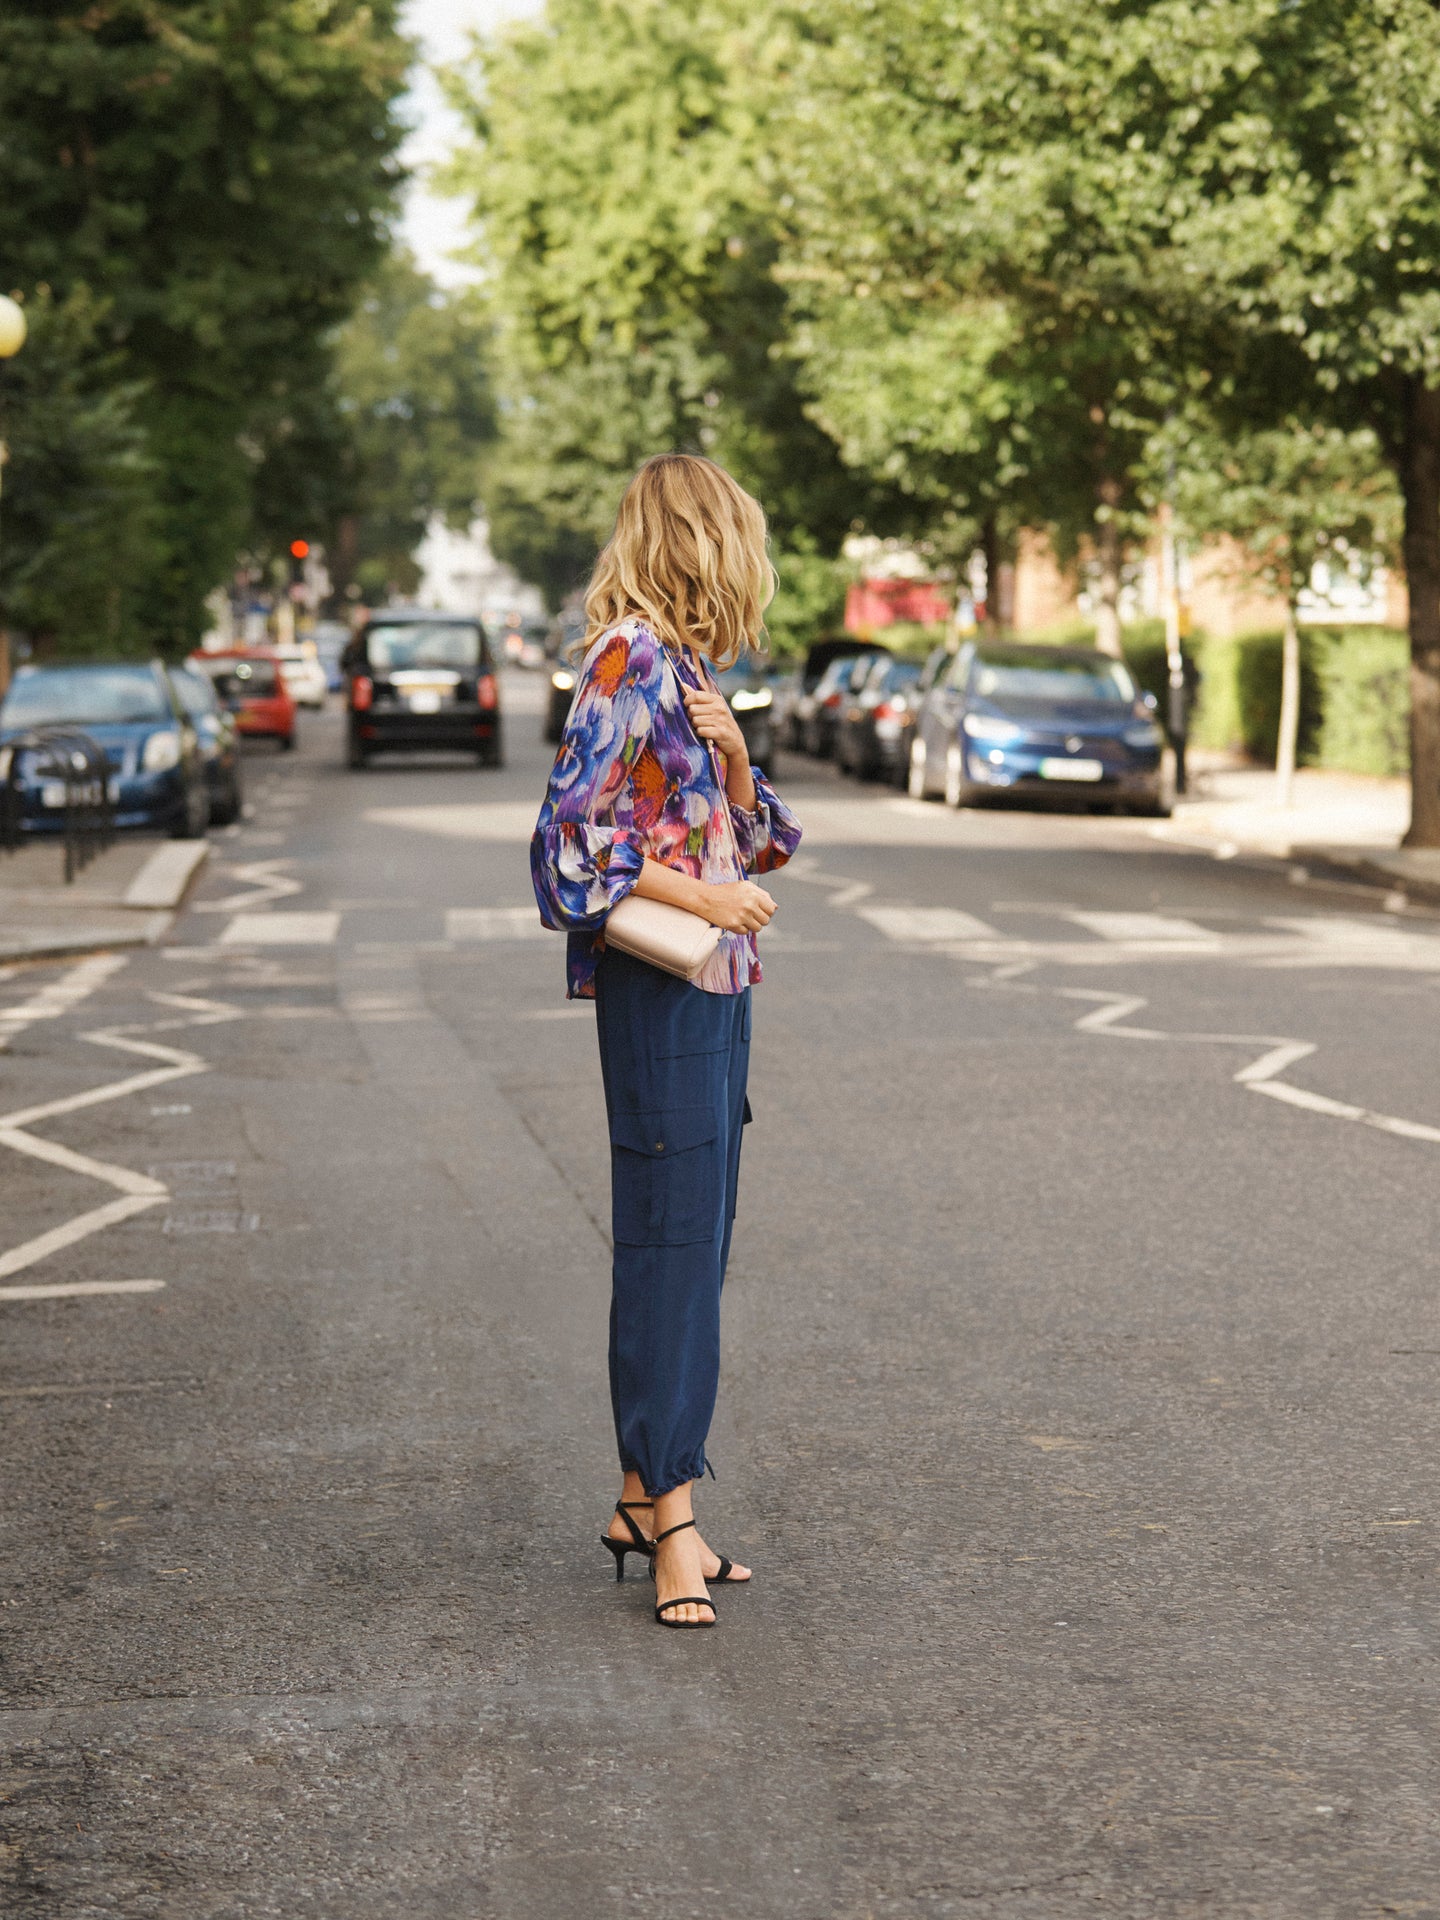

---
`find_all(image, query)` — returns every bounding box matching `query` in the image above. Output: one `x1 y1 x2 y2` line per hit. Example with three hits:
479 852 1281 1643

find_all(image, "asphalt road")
5 672 1440 1918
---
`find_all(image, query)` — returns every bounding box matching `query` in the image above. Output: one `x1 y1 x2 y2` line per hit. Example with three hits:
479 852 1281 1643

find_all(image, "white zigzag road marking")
191 858 303 913
0 975 240 1287
0 954 129 1050
1052 987 1440 1149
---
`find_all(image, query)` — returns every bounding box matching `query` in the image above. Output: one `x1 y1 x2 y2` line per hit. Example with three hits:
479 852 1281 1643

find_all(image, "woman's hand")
682 684 747 763
699 880 778 934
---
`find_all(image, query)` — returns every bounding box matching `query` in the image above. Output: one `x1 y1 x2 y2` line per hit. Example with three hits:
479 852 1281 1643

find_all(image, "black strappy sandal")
600 1500 654 1582
650 1519 716 1629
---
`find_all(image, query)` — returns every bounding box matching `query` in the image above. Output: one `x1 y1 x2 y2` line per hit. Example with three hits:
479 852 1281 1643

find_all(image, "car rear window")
367 623 485 673
1 666 169 728
195 657 279 699
972 651 1136 705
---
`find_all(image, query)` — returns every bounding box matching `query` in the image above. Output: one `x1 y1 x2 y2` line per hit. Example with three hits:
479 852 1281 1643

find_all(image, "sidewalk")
0 837 208 963
1157 754 1440 903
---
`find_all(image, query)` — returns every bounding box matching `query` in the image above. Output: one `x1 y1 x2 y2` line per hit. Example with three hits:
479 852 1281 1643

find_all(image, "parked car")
189 648 297 750
0 660 209 837
802 647 889 758
779 636 871 751
907 640 1172 814
716 662 778 778
171 664 244 826
836 655 924 781
273 643 327 709
345 609 501 767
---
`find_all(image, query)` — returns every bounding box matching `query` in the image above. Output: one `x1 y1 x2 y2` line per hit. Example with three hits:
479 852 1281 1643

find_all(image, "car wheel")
280 733 295 752
478 738 504 768
907 738 929 799
170 784 208 839
210 780 242 828
347 736 369 770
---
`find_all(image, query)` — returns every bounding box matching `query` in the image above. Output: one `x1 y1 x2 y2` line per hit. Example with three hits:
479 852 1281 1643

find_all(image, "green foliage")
768 0 1189 602
1189 627 1410 775
328 253 497 601
443 0 896 607
1314 629 1412 779
1233 632 1325 765
1168 418 1401 609
0 288 162 654
765 537 850 661
0 0 410 651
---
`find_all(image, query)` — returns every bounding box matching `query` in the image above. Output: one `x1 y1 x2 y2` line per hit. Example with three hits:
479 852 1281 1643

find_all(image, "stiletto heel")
650 1518 716 1628
600 1499 653 1582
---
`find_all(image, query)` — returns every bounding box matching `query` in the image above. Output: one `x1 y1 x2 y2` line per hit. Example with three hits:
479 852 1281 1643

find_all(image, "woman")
530 454 802 1629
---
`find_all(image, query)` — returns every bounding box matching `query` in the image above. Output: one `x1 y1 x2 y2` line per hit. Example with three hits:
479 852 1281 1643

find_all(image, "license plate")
1039 757 1103 781
407 691 442 714
42 779 119 806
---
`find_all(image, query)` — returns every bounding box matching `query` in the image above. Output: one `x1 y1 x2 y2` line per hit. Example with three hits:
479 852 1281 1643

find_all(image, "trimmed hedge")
1190 625 1409 776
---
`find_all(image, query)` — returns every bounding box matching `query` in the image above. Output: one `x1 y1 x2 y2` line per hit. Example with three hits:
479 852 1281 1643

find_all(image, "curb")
1294 847 1440 908
0 842 208 966
122 839 210 910
0 912 173 965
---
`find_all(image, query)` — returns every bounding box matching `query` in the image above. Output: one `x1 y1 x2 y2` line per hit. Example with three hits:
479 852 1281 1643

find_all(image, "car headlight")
142 730 181 772
551 669 576 692
730 686 773 711
962 712 1020 743
1122 723 1164 749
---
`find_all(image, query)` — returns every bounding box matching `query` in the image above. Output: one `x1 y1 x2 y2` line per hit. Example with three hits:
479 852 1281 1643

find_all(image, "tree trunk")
1401 378 1440 846
1276 596 1301 808
1093 500 1123 658
979 514 1000 630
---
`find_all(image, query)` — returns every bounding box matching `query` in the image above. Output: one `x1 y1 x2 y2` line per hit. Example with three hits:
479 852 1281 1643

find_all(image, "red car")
189 648 297 750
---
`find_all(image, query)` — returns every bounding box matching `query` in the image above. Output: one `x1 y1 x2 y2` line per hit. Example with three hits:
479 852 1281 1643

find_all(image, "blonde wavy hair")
584 453 775 669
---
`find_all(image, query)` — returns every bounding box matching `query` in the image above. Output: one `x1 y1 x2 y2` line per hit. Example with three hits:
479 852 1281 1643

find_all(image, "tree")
1113 0 1440 845
0 0 410 651
767 0 1188 651
443 0 897 615
326 252 497 601
1168 419 1401 802
0 287 162 656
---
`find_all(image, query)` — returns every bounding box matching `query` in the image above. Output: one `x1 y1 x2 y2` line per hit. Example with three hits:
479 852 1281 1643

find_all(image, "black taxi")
345 610 503 768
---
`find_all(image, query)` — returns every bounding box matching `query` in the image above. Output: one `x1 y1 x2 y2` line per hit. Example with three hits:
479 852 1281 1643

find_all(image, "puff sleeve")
530 626 665 932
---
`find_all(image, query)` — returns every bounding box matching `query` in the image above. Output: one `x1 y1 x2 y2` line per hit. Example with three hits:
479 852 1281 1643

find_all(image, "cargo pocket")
610 1106 722 1246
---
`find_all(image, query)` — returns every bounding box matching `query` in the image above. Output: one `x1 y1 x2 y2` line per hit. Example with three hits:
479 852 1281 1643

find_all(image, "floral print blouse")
531 619 803 998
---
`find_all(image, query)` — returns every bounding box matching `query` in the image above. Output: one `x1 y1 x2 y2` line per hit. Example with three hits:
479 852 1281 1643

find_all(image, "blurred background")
1 0 1436 833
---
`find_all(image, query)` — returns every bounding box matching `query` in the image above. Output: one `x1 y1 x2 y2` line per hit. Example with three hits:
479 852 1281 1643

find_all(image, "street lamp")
0 295 25 360
0 293 26 698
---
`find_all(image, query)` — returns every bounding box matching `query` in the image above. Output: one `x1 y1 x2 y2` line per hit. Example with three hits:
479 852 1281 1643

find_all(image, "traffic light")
288 538 310 592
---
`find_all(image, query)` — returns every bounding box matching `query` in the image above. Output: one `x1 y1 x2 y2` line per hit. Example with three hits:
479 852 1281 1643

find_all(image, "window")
195 658 279 699
1 667 168 728
367 623 484 673
971 650 1136 706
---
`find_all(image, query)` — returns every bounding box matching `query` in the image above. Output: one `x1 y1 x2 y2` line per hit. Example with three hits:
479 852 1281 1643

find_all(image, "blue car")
907 641 1173 815
0 661 210 837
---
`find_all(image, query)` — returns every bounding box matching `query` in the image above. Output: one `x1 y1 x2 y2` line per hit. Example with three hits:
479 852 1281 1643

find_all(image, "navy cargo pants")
594 947 751 1497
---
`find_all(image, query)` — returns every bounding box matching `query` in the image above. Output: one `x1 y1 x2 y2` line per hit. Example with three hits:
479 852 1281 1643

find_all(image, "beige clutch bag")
600 641 740 981
603 892 724 980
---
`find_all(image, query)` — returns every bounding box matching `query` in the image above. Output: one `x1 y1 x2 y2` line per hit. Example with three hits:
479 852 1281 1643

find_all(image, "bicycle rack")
0 725 116 883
